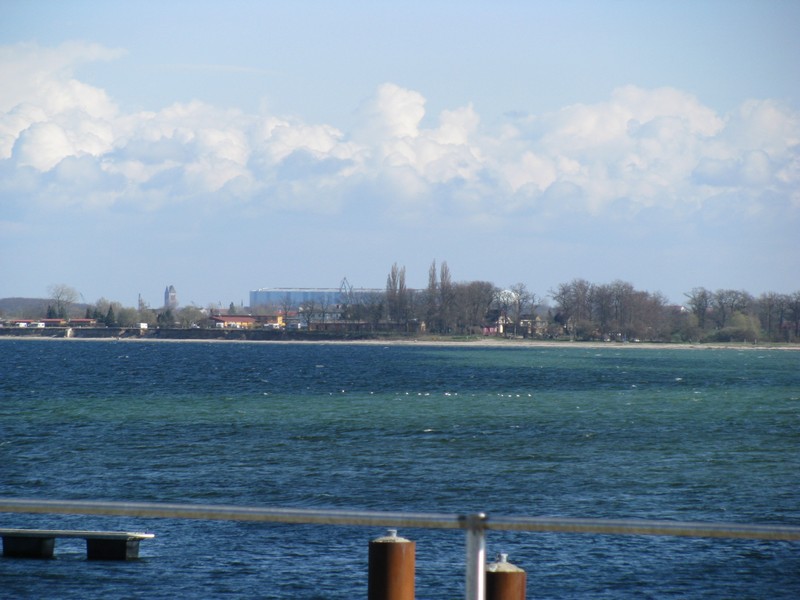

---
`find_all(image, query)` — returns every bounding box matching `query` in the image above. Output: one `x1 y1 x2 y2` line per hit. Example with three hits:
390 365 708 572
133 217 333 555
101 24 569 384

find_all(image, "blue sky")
1 1 798 308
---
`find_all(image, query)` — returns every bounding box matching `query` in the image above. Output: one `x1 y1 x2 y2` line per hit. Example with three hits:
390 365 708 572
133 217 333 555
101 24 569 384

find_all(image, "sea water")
1 339 799 598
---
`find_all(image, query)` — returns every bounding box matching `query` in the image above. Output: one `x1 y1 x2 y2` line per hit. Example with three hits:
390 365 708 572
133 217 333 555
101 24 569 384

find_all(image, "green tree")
669 309 699 342
105 305 117 327
712 289 751 329
176 306 205 328
157 309 174 327
117 307 140 327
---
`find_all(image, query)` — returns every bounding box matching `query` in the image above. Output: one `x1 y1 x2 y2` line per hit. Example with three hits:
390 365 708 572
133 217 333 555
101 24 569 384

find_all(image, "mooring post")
486 553 526 600
464 513 487 600
368 529 415 600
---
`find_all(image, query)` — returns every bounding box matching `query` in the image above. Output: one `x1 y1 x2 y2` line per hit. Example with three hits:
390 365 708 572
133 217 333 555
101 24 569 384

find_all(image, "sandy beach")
3 332 797 350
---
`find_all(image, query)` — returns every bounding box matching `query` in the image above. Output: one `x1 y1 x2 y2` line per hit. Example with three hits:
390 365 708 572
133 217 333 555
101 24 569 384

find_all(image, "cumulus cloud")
503 86 730 210
0 42 122 165
355 82 427 140
0 41 124 111
14 122 74 171
1 42 798 221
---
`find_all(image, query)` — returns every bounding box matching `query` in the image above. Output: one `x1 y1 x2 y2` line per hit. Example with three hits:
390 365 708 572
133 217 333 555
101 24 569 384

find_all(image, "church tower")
164 285 178 309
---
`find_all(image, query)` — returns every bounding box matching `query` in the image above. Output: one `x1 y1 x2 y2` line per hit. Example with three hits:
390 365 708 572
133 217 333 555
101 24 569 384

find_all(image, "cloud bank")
2 41 798 227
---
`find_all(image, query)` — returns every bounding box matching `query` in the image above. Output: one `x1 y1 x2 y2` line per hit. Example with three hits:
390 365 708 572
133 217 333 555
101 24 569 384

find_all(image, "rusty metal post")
486 553 526 600
368 529 415 600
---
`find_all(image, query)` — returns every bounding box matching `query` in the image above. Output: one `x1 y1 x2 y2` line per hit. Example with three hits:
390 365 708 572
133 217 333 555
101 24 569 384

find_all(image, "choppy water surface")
1 340 799 598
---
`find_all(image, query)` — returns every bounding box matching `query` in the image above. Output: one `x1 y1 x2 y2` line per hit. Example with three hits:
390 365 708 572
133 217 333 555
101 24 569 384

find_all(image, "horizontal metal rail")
2 498 800 540
3 498 800 600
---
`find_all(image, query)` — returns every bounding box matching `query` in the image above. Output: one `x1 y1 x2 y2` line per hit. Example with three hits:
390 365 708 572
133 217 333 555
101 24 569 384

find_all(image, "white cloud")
530 88 724 199
352 84 485 191
1 42 798 223
253 116 351 164
357 82 426 140
500 151 557 194
0 41 124 111
0 42 121 164
14 122 74 171
0 103 47 159
725 99 799 154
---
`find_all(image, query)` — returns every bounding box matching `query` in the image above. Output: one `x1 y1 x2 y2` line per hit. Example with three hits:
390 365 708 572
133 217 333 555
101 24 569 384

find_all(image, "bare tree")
318 295 332 325
610 280 635 334
300 299 317 330
627 290 668 341
774 293 791 341
397 266 409 328
590 283 614 336
685 287 712 330
455 281 496 334
424 260 439 333
48 283 79 319
507 283 533 337
279 293 294 327
758 292 782 341
439 261 455 333
362 291 384 331
137 295 157 327
712 289 751 329
385 263 410 329
338 277 357 323
551 279 592 338
788 291 800 341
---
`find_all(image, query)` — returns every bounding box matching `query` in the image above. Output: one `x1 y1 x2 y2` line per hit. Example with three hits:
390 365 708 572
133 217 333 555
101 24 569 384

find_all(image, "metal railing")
3 497 800 599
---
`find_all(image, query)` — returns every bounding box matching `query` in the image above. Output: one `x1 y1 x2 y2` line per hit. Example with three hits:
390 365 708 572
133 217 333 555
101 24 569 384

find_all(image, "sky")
1 0 798 309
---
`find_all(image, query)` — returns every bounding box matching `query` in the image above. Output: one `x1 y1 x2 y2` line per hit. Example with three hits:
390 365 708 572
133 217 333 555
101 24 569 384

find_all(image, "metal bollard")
486 553 526 600
368 529 415 600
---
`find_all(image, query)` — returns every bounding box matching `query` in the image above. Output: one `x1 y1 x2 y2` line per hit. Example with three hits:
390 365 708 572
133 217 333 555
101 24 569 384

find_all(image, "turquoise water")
1 340 799 598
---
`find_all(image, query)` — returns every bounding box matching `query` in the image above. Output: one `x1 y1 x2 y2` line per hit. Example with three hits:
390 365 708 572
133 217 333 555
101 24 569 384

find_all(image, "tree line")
13 272 800 343
290 263 800 343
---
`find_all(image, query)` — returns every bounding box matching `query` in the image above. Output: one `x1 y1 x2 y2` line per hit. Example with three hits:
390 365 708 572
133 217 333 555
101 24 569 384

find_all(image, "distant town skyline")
1 1 798 308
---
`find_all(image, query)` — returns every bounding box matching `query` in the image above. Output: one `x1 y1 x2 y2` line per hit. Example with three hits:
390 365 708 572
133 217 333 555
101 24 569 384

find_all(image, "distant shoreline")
1 332 798 351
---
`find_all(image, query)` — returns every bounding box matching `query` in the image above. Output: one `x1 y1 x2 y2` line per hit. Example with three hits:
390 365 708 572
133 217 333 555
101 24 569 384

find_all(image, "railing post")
463 513 487 600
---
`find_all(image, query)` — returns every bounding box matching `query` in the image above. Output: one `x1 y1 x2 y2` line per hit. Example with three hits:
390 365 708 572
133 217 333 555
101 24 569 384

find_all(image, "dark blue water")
1 340 799 598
